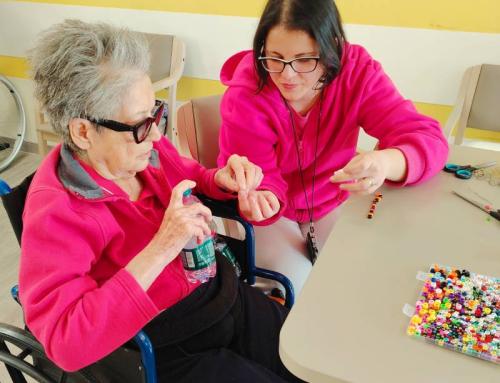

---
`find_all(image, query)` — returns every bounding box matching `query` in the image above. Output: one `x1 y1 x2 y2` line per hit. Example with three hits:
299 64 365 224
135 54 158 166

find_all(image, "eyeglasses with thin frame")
258 56 321 73
86 100 165 144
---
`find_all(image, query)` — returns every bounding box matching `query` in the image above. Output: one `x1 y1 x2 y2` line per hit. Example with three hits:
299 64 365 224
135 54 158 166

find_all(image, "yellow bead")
411 315 422 324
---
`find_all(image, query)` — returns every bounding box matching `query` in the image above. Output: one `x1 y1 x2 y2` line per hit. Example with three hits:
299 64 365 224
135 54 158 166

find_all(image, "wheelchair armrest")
197 195 295 308
197 194 240 221
197 194 257 283
133 330 157 383
254 268 295 308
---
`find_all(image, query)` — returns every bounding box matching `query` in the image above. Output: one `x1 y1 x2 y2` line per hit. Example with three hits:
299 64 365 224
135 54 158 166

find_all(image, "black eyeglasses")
258 56 320 73
86 100 165 144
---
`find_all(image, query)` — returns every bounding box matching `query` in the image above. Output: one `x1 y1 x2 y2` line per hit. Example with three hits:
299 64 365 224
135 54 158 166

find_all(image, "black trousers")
142 255 304 383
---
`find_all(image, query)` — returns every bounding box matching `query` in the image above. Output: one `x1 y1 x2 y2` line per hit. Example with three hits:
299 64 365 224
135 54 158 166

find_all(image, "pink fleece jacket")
217 44 449 224
19 137 232 371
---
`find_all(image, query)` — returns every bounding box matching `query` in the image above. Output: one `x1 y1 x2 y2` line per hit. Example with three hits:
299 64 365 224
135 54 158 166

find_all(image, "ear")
68 118 96 151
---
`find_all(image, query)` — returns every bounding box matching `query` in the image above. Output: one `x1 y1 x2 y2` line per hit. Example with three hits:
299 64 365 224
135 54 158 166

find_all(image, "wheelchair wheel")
0 75 26 172
0 323 95 383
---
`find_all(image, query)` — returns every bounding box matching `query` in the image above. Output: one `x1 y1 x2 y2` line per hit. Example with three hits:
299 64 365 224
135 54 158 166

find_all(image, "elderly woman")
19 20 301 382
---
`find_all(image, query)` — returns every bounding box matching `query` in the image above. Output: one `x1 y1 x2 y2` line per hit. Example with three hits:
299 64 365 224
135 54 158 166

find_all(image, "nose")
148 122 162 142
280 63 296 80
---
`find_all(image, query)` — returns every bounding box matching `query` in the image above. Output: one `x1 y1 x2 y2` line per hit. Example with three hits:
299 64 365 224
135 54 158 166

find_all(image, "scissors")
453 190 500 221
443 161 496 179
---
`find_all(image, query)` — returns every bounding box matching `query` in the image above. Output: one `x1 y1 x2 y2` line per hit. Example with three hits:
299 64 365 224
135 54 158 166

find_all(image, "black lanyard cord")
283 90 324 229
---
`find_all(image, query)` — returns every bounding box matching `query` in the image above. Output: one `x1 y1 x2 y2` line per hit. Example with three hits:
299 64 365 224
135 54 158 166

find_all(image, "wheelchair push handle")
0 179 12 195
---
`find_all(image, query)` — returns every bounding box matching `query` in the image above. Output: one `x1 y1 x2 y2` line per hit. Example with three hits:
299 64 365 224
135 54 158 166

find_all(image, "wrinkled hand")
150 180 213 256
215 154 263 193
329 151 389 195
238 190 280 222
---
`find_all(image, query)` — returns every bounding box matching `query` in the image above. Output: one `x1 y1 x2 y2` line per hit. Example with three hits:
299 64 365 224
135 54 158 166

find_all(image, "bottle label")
181 238 215 271
215 240 241 277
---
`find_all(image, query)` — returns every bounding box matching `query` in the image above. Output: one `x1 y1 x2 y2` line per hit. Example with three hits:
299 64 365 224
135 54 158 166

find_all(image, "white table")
280 145 500 383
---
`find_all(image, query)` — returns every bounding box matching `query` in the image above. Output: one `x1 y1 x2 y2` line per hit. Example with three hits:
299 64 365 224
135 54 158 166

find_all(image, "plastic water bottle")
180 189 216 284
214 236 242 277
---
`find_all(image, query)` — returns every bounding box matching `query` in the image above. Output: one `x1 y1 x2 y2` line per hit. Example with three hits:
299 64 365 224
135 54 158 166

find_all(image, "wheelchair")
0 173 294 383
0 75 27 172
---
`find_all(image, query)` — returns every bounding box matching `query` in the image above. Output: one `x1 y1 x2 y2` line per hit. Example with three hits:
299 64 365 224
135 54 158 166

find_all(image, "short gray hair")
29 19 150 152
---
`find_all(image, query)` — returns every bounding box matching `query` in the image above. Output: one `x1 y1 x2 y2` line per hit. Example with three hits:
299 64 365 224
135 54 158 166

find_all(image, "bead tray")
407 264 499 364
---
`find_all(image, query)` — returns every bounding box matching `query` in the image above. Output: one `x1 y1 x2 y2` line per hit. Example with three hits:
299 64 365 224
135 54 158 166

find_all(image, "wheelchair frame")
0 174 294 383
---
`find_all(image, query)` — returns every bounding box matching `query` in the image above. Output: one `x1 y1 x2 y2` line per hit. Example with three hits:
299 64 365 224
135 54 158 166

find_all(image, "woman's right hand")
126 180 213 290
152 180 213 256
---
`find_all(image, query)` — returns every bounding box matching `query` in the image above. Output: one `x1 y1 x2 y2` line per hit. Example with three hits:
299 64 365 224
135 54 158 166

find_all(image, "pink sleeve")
357 60 449 185
217 89 288 225
19 191 159 371
156 137 235 201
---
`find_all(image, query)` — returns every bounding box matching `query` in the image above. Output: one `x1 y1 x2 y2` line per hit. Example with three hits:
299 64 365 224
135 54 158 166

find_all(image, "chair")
146 33 185 146
177 95 295 304
34 107 59 157
35 32 185 156
0 170 292 382
177 95 222 167
444 64 500 148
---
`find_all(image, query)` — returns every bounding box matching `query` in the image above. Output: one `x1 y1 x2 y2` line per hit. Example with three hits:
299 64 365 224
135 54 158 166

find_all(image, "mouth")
281 83 299 90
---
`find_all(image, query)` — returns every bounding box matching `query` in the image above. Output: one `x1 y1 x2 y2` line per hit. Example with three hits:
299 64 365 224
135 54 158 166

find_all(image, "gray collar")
57 145 160 200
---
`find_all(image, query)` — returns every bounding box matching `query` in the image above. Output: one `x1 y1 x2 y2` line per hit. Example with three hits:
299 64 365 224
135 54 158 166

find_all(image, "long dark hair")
253 0 346 92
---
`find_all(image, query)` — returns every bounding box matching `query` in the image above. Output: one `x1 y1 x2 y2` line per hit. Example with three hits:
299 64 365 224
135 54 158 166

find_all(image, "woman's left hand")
215 154 263 193
329 149 406 195
238 189 280 222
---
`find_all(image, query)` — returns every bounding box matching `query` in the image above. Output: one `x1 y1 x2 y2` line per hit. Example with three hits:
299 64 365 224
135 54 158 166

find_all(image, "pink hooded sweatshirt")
218 44 449 224
19 137 233 371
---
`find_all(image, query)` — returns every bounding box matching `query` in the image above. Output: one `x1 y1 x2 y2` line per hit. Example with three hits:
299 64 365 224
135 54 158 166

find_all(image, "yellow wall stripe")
14 0 268 17
0 55 30 78
176 77 226 101
414 103 500 143
155 77 226 101
15 0 500 34
338 0 500 34
2 55 499 142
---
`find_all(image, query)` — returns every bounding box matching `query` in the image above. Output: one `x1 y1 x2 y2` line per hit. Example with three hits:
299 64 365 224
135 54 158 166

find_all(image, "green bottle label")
215 241 241 277
221 246 237 266
181 238 215 271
